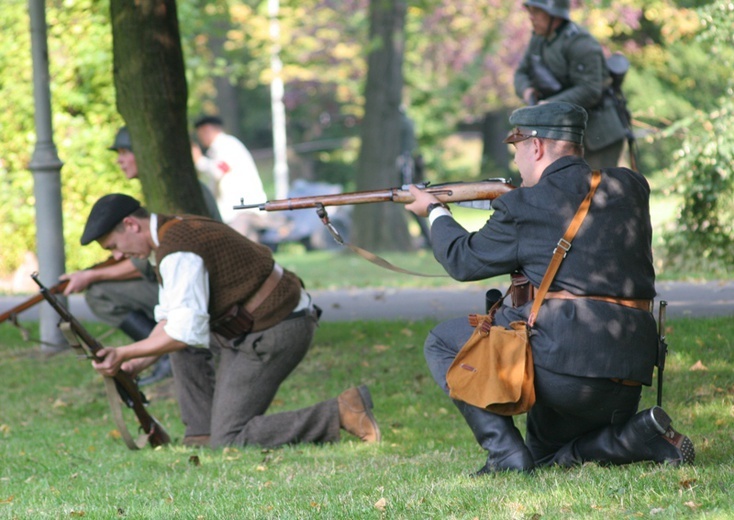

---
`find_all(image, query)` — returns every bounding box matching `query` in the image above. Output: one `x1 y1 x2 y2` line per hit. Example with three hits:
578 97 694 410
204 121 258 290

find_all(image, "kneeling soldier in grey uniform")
406 102 693 474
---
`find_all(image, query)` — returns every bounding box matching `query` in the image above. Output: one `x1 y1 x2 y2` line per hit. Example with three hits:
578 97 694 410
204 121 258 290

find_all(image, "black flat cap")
108 127 132 151
81 193 141 245
504 102 587 144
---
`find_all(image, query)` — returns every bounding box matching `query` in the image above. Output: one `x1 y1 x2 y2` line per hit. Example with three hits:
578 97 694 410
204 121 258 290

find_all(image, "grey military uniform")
424 156 668 468
514 22 628 166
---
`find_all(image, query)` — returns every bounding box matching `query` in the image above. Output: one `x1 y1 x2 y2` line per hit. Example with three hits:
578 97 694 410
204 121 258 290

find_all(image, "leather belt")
544 290 653 312
210 263 284 339
610 378 642 387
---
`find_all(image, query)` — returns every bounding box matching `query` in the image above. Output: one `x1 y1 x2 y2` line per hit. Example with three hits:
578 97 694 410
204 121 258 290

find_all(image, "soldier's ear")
122 216 142 234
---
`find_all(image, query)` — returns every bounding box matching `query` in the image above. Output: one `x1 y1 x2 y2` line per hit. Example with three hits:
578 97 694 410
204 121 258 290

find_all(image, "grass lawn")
1 315 733 519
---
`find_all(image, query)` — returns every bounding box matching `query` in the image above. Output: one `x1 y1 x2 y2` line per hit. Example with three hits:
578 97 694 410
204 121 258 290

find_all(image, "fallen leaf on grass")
690 360 708 371
0 496 13 504
373 344 390 352
680 478 697 489
684 501 700 510
374 497 387 511
188 455 200 466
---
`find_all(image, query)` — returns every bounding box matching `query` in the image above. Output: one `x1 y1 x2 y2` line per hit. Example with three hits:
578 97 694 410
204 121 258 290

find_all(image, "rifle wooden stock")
30 273 170 448
235 178 515 211
0 256 121 324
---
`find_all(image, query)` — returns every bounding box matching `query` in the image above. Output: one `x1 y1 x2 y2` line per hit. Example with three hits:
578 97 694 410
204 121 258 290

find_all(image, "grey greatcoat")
514 22 628 160
431 155 658 384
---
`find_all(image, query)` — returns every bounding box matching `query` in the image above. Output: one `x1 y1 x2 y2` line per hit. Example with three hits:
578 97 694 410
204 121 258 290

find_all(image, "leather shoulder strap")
528 170 602 326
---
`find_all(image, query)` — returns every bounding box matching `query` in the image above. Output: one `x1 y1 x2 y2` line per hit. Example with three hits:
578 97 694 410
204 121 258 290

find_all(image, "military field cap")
504 102 587 144
80 193 141 245
108 127 132 151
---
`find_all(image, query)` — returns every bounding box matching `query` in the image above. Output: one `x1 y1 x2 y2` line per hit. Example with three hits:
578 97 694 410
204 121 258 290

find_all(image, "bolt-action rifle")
31 272 170 450
1 256 121 326
235 179 515 277
234 178 515 212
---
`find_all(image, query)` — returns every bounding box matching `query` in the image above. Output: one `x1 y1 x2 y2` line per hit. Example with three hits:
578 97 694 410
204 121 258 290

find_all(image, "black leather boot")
118 311 172 386
118 311 156 341
453 399 535 475
549 406 695 467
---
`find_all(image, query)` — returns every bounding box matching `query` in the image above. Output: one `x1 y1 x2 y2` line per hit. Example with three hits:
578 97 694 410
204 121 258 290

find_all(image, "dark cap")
503 102 587 144
194 115 224 129
80 193 141 246
108 127 132 151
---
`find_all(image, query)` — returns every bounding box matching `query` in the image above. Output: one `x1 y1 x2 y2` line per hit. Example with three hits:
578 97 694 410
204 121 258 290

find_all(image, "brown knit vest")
155 215 302 332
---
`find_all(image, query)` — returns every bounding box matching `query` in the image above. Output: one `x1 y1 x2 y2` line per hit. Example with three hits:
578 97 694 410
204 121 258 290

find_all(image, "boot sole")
651 406 695 465
356 385 381 442
650 406 672 434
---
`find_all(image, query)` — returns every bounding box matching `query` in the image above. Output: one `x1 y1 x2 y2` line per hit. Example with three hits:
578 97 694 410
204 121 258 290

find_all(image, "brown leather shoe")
338 385 381 443
183 435 211 447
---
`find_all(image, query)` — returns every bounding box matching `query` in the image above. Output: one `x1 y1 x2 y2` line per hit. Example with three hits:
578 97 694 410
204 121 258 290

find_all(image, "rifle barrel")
234 179 514 212
1 256 120 325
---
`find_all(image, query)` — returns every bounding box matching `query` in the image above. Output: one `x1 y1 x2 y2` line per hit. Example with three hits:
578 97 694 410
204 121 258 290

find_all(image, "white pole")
269 0 289 199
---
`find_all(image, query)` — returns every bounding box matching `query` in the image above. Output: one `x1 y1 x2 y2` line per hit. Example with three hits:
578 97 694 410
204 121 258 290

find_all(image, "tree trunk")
481 108 517 186
109 0 207 216
352 0 412 252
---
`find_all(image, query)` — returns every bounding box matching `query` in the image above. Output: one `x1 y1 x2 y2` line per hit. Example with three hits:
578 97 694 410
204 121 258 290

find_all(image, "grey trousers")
84 278 158 327
424 316 644 467
170 308 341 448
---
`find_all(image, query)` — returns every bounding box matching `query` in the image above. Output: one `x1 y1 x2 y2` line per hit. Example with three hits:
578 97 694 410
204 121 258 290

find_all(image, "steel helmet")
108 127 132 151
523 0 570 20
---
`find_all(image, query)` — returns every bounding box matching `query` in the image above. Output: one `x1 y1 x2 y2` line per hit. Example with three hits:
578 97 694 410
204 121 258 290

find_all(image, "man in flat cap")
60 127 222 386
79 193 381 449
405 102 693 474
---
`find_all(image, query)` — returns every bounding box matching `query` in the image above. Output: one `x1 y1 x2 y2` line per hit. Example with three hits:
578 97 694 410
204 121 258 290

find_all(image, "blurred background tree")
0 0 732 279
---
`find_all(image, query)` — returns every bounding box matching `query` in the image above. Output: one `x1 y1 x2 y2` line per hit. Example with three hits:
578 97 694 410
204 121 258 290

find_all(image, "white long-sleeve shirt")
194 132 267 223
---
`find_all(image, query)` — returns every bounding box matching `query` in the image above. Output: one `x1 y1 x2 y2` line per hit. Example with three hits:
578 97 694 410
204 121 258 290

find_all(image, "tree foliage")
661 0 734 276
1 0 733 275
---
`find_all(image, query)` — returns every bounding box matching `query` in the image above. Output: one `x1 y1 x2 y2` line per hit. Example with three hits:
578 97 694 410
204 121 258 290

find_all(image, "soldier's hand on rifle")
92 346 125 377
405 185 440 217
59 269 98 295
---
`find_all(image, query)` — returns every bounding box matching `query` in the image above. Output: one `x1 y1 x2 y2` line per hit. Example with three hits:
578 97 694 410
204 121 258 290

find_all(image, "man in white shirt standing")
192 115 268 240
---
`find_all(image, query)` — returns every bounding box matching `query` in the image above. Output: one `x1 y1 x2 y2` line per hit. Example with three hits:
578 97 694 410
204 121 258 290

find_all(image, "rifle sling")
318 209 449 278
59 322 151 451
103 377 152 450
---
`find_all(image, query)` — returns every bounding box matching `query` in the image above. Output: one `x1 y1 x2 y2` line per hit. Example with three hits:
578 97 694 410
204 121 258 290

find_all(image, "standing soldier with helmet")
514 0 631 169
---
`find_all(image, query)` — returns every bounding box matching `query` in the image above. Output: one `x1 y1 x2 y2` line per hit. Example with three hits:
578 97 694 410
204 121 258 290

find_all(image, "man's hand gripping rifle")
31 273 170 449
235 178 514 245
